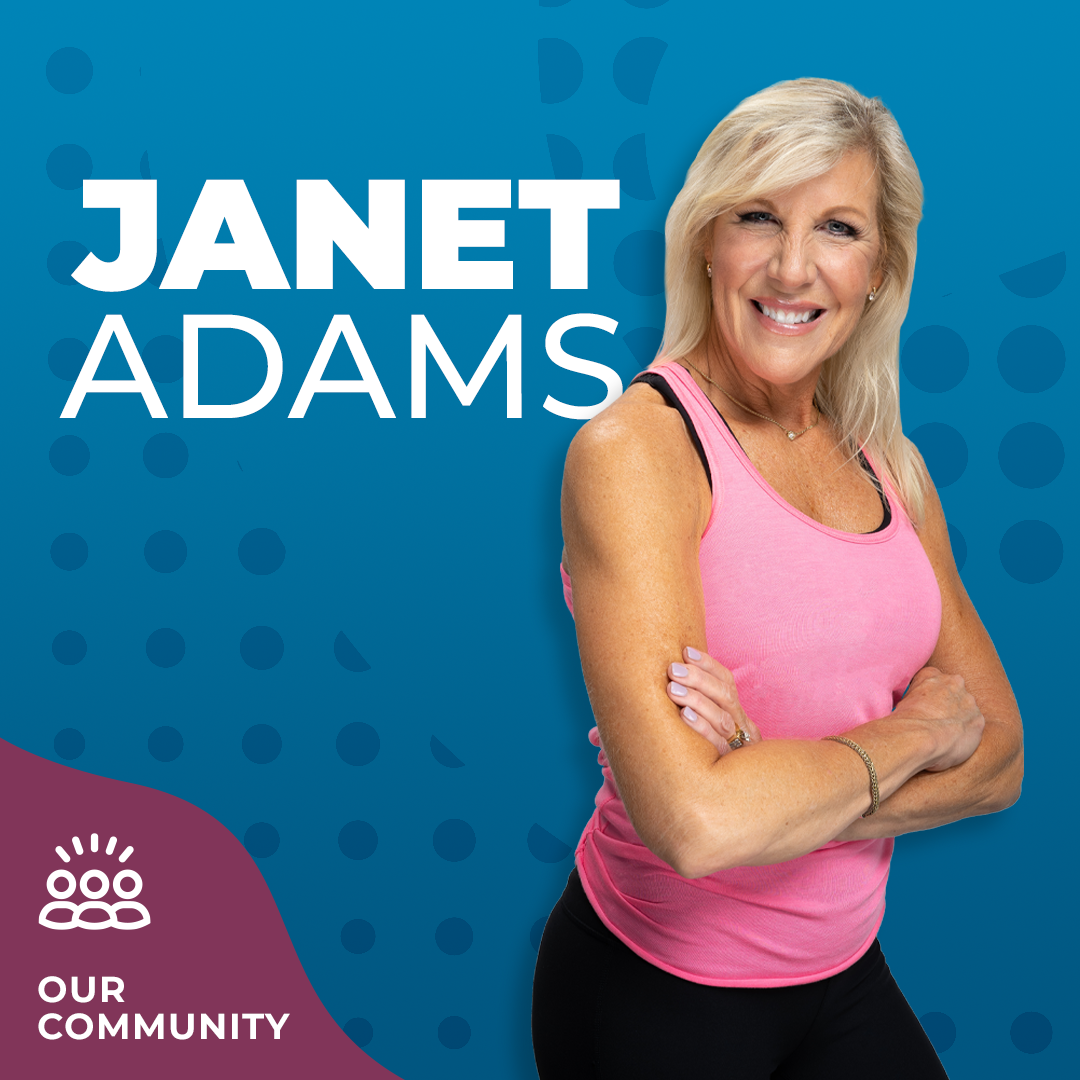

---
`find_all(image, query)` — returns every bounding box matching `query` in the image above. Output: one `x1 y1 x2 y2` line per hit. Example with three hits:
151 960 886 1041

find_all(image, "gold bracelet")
823 736 880 817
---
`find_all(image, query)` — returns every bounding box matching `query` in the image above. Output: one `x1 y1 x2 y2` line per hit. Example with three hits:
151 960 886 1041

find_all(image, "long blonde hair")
663 78 928 523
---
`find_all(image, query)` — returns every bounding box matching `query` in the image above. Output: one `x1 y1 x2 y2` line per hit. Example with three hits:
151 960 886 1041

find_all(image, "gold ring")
727 728 748 750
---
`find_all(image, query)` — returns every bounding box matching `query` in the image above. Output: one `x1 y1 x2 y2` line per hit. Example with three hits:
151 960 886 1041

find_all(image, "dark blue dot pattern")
902 326 969 392
545 134 583 179
998 423 1064 488
435 918 473 955
46 144 93 190
338 820 379 861
612 38 667 104
144 530 187 573
614 231 665 296
909 423 968 488
244 822 281 859
528 823 572 863
46 48 93 94
430 736 465 768
147 725 184 762
47 241 89 286
52 630 86 665
238 528 286 574
919 1012 956 1053
999 521 1063 584
48 338 87 381
240 626 284 669
50 435 90 476
242 723 282 764
946 524 967 574
613 134 655 201
1010 1012 1052 1053
50 533 87 571
143 433 189 478
999 252 1065 298
433 819 476 862
337 722 380 765
334 631 371 672
343 1017 373 1048
142 335 183 383
139 151 152 180
437 1016 471 1049
537 39 583 104
623 326 663 367
997 326 1065 393
530 916 547 952
53 728 85 760
341 919 376 954
146 628 185 668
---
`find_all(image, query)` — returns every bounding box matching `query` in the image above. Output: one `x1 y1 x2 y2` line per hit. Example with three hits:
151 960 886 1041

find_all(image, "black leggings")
533 870 949 1080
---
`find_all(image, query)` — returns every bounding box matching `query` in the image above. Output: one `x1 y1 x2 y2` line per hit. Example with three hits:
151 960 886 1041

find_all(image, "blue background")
3 1 1073 1076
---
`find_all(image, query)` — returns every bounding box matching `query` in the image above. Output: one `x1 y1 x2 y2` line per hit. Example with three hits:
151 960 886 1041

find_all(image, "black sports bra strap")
631 372 712 491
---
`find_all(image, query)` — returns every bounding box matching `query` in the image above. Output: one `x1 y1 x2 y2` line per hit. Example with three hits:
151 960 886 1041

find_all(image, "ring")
727 728 748 750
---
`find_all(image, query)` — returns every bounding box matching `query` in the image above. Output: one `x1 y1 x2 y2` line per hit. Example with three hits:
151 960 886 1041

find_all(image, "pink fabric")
566 360 942 987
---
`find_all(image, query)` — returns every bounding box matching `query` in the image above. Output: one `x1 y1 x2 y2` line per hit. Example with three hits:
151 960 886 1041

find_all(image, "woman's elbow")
649 808 748 880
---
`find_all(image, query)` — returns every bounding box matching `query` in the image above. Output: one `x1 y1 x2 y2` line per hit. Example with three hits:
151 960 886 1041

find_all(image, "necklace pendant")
787 431 796 440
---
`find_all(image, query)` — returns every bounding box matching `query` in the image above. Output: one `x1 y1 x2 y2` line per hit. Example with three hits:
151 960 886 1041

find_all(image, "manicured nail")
671 662 689 678
681 707 698 724
670 682 688 697
685 646 702 661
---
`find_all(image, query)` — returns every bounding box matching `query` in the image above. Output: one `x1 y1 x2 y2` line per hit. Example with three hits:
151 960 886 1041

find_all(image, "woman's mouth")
752 301 824 326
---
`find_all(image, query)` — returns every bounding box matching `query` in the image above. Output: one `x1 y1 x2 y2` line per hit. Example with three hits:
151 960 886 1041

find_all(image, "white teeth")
759 304 818 325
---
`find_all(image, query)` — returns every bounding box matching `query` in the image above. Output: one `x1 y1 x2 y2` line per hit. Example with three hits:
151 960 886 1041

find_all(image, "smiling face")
705 150 884 395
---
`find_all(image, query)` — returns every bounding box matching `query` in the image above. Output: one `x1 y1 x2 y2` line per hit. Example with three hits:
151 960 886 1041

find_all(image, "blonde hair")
663 78 928 523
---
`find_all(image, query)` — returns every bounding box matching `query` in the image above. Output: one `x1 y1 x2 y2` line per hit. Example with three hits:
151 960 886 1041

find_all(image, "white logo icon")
39 833 150 930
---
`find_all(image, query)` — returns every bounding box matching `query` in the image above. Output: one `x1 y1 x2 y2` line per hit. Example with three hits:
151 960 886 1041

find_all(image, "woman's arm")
563 390 984 879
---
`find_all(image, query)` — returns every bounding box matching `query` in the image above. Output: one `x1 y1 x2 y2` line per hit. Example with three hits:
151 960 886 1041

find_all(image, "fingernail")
681 708 698 724
670 682 688 697
671 662 689 678
685 647 702 661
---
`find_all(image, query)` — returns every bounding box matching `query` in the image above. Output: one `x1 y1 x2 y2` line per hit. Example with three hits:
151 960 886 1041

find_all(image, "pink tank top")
566 360 942 987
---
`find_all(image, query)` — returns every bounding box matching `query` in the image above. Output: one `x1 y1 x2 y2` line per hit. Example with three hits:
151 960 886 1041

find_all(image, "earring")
867 286 877 301
707 263 713 278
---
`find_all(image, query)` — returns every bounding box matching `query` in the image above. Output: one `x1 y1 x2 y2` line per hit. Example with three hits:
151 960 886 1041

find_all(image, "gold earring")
707 263 713 278
867 286 878 301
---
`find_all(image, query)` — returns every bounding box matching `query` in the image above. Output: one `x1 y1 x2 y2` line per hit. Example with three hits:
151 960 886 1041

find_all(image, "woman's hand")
891 666 985 772
667 647 762 756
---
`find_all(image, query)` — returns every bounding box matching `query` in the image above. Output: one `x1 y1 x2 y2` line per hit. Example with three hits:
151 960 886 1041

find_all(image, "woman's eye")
737 211 775 225
824 219 857 237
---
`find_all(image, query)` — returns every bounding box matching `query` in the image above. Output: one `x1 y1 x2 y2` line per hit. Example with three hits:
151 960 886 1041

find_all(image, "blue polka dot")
1010 1012 1052 1053
143 433 189 478
46 144 93 190
50 533 87 571
909 423 968 488
139 151 151 180
537 39 583 104
343 1017 373 1048
919 1012 956 1053
998 326 1065 393
435 917 473 955
433 819 476 862
338 820 378 861
437 1016 471 1049
530 916 547 952
144 530 187 573
623 326 663 367
147 725 184 761
1000 521 1062 584
625 0 669 5
902 326 969 392
528 823 572 863
341 919 375 954
48 338 87 381
947 523 967 574
545 134 583 180
48 241 89 286
614 231 665 295
242 723 282 764
54 728 85 760
143 335 182 383
998 423 1064 488
430 736 465 768
1000 252 1065 298
46 48 93 94
613 134 655 201
336 722 380 765
612 38 667 104
244 822 280 858
238 528 286 574
146 628 185 668
50 435 90 475
334 631 371 672
52 630 86 665
240 626 284 670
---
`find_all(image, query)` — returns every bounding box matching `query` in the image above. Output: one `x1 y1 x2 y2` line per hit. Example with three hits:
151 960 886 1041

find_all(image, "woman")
533 79 1023 1079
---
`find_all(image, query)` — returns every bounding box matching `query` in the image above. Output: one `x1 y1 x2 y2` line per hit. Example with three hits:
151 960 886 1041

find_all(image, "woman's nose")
768 234 816 291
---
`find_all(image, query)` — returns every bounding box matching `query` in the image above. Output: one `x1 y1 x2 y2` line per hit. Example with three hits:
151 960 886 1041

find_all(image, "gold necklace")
682 357 820 442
